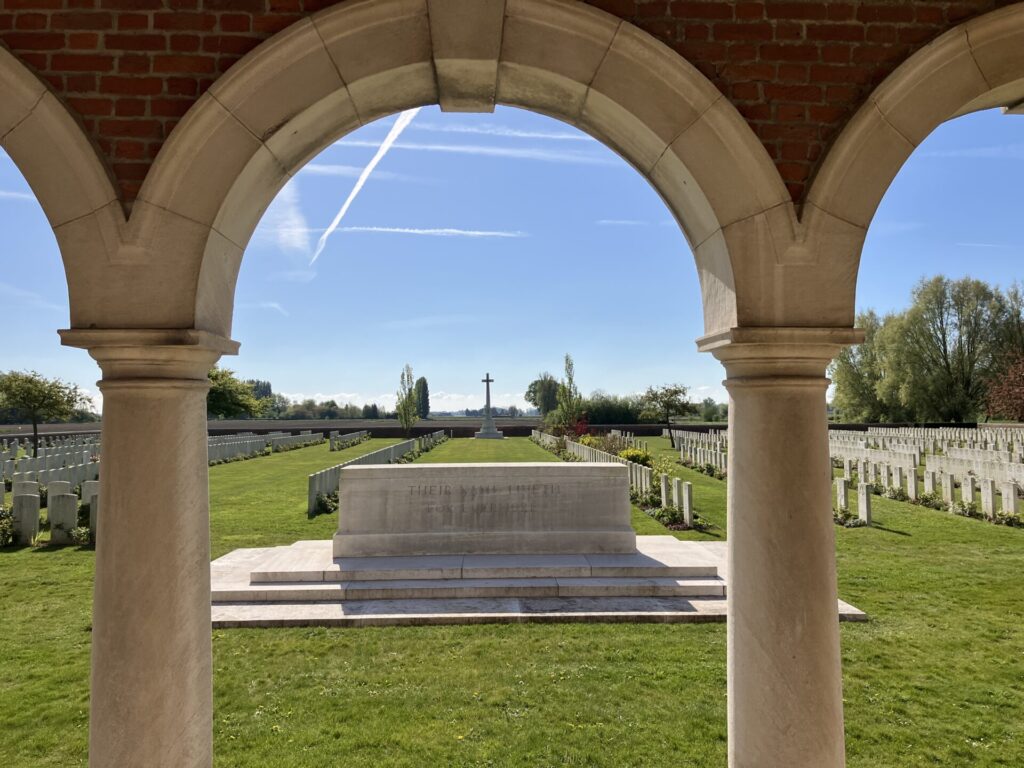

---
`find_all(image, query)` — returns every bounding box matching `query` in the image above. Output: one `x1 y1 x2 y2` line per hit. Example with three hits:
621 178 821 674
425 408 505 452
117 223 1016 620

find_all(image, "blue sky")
0 106 1021 413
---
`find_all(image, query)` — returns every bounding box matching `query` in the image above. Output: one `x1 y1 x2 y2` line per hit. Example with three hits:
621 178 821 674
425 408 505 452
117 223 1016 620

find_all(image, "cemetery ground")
1 438 1022 766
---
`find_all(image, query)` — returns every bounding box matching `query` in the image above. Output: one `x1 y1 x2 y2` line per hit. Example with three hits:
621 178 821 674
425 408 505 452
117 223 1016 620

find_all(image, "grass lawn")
0 436 1022 766
414 436 559 463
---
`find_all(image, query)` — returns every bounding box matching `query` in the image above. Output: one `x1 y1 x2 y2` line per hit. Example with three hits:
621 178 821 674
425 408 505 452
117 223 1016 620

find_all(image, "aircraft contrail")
310 107 421 265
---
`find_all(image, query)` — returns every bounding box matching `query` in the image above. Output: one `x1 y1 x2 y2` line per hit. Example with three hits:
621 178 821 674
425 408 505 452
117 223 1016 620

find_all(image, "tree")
880 277 1005 422
396 364 419 437
525 372 559 416
547 355 584 433
699 397 724 423
414 376 430 419
830 310 889 423
986 354 1024 421
641 384 693 447
207 367 265 419
507 404 520 418
246 379 273 399
0 371 84 457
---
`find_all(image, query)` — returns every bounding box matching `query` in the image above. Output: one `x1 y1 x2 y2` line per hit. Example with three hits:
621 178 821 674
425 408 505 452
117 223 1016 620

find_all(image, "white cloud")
271 269 318 283
334 139 617 166
256 179 310 256
300 164 421 182
0 190 35 201
238 301 289 317
339 226 526 238
0 281 65 313
411 122 593 142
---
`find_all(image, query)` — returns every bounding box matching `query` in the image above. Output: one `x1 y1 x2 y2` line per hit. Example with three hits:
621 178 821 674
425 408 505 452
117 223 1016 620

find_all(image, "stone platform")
211 537 867 628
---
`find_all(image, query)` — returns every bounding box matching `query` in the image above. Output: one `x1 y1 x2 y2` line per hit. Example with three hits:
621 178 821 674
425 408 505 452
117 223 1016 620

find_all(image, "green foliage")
68 527 93 547
641 384 694 445
0 507 12 547
618 447 652 467
916 491 948 511
0 371 85 456
414 376 430 419
951 499 982 519
208 367 266 419
832 277 1024 422
395 364 419 438
884 486 909 502
312 492 339 519
524 372 559 415
698 397 727 423
833 508 867 528
986 353 1024 421
582 391 645 424
547 354 584 432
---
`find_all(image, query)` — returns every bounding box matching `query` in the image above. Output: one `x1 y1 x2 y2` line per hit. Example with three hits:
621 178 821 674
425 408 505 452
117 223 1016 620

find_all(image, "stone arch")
0 45 121 325
804 3 1024 314
130 0 791 340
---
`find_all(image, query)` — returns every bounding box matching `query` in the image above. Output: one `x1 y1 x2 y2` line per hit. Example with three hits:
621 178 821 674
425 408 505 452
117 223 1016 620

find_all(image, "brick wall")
0 0 1014 204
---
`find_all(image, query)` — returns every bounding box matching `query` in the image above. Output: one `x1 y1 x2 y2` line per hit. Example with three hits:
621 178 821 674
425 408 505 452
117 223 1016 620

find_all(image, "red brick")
764 83 822 101
201 34 261 55
1 32 66 49
153 12 216 31
66 74 98 92
764 2 828 21
116 14 150 31
166 76 199 96
113 139 147 160
100 75 165 94
118 54 151 74
150 97 193 117
670 1 733 20
220 14 252 33
856 5 915 24
114 98 146 116
714 22 773 41
104 33 167 51
15 13 47 30
170 34 201 52
806 23 864 42
735 2 764 21
68 32 100 49
776 103 805 121
52 12 114 30
153 54 216 74
759 43 820 62
99 118 163 138
52 53 116 71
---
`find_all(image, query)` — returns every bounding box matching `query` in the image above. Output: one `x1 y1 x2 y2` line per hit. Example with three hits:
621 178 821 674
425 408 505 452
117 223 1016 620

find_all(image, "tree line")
831 276 1024 423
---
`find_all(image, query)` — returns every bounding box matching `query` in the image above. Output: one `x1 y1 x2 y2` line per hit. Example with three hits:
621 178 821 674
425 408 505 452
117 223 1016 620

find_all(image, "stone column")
61 329 236 768
703 327 858 768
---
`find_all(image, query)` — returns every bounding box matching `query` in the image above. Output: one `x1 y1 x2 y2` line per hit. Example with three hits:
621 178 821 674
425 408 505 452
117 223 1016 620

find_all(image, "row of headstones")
308 431 446 514
837 468 1018 519
328 430 369 451
10 460 100 489
925 453 1024 487
668 429 727 449
659 473 695 527
868 426 1021 453
607 429 638 447
831 446 921 470
8 479 100 546
269 432 321 452
679 444 726 470
558 436 654 493
8 446 99 473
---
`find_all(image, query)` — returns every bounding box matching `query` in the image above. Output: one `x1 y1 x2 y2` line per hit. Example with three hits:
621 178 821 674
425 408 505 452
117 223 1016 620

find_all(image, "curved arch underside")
1 0 1023 343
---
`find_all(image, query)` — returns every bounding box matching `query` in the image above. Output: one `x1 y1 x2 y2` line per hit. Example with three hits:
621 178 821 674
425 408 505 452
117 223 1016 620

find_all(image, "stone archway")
130 0 790 340
805 3 1024 314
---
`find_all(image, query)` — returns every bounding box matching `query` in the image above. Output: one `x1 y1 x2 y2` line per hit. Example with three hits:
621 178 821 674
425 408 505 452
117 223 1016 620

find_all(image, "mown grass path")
0 437 1021 766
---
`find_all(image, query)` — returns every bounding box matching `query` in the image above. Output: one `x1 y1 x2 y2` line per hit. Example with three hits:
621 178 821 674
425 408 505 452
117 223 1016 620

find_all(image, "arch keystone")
428 0 505 112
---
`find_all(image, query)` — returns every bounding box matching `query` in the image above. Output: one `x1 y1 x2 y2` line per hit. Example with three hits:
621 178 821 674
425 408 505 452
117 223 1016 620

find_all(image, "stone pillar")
61 329 236 768
705 327 856 768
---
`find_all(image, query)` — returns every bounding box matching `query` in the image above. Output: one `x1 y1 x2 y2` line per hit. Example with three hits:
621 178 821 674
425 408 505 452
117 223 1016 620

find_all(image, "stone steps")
213 575 728 603
211 596 733 628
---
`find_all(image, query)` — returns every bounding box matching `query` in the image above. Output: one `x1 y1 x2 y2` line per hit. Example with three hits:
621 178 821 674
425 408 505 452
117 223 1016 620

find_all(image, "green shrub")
311 492 339 518
833 508 867 528
69 526 93 547
950 499 982 519
618 447 651 467
916 492 948 511
884 486 908 501
0 507 13 547
630 488 660 509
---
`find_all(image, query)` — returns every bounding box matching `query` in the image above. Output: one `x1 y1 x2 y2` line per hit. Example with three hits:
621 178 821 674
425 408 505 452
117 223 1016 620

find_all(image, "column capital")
696 326 864 381
58 328 239 381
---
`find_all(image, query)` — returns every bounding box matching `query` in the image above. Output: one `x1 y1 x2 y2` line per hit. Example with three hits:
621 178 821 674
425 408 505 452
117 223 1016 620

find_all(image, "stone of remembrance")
333 462 635 557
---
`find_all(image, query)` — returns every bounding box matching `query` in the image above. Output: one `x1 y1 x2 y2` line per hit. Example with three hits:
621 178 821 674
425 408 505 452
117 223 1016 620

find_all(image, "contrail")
310 107 421 265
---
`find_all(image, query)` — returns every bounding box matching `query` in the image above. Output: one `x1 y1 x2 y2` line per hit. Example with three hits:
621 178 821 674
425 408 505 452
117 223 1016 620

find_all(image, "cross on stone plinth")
475 371 504 439
482 372 494 409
